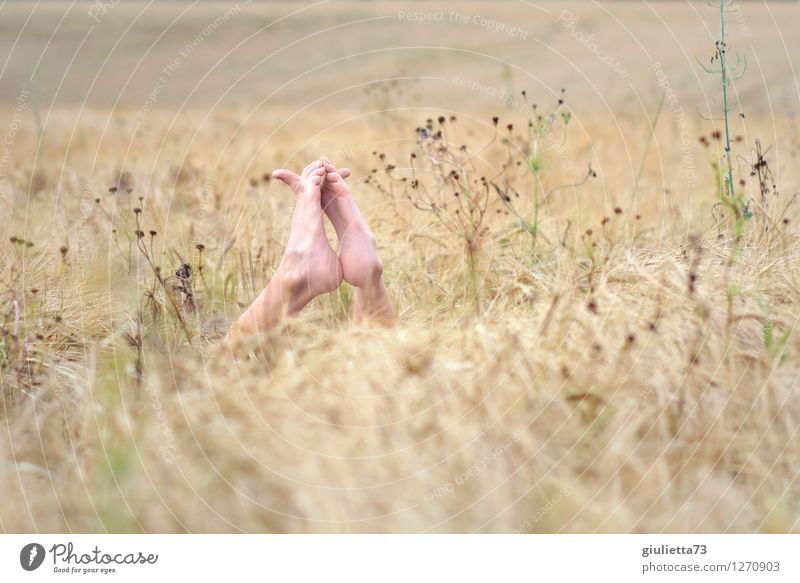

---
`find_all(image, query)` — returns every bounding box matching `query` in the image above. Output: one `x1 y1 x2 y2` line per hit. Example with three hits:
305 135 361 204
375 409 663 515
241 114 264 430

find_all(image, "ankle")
364 255 384 282
353 255 384 289
272 264 314 312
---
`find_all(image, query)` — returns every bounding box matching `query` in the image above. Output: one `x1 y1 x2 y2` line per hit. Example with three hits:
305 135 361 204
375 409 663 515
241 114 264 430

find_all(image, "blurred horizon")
0 1 797 118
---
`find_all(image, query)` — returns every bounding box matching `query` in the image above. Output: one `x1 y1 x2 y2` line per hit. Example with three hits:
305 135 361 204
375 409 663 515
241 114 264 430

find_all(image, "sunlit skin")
227 159 394 346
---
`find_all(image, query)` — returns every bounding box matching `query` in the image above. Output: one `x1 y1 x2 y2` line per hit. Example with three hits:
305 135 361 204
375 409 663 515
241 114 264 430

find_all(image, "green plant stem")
719 0 735 203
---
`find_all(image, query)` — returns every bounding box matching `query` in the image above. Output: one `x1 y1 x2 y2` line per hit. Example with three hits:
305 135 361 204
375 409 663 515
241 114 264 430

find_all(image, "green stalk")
719 0 735 204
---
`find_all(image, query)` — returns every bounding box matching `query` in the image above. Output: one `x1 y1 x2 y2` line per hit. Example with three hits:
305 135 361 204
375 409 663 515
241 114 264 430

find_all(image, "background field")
0 1 799 532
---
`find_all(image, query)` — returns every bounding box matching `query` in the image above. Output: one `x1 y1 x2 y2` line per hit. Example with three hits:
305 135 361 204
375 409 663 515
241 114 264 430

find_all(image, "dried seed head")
176 262 192 280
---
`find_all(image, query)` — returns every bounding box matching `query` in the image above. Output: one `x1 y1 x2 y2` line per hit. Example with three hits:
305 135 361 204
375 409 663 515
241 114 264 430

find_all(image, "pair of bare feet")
228 159 394 345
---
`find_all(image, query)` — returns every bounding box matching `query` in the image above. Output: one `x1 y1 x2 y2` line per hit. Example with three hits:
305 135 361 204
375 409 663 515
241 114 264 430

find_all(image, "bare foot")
319 158 384 288
229 161 342 341
279 160 343 300
319 159 394 326
272 158 395 326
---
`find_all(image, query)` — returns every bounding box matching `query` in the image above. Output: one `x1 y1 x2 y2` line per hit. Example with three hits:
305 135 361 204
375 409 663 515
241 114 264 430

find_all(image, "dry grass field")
1 1 799 533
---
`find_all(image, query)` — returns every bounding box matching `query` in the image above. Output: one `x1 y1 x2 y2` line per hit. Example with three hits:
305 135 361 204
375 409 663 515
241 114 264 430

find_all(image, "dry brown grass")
1 1 799 534
1 104 799 533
